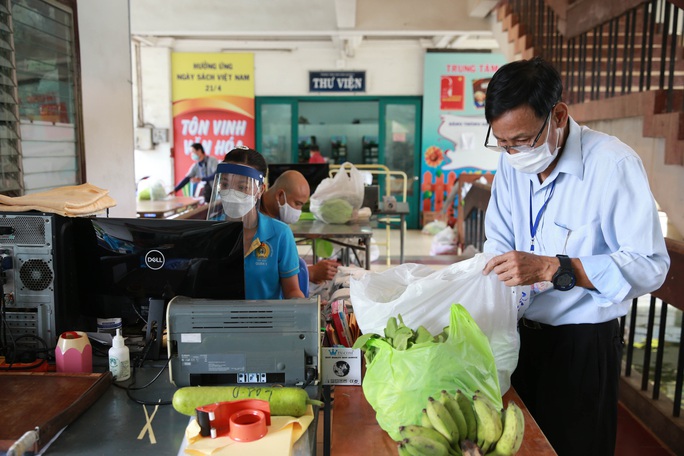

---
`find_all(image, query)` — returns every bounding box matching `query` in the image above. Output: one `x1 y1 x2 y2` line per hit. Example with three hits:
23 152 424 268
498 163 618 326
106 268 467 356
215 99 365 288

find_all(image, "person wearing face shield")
206 147 305 300
169 143 218 203
480 57 669 456
260 170 340 284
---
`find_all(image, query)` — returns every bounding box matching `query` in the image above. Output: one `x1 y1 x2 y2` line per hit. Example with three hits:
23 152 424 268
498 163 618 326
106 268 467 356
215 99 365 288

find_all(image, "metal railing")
619 238 684 454
462 181 491 252
507 0 684 112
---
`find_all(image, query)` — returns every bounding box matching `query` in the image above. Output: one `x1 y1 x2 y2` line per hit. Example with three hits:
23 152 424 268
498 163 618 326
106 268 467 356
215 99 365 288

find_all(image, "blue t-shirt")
244 212 300 300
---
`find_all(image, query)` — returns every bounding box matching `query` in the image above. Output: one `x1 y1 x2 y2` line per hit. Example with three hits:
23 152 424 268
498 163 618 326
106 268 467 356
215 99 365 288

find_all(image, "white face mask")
278 193 302 224
219 189 255 219
504 123 561 174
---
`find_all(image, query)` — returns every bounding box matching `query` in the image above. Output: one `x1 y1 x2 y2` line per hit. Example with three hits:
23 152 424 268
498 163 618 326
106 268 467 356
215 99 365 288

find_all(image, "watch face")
555 272 576 290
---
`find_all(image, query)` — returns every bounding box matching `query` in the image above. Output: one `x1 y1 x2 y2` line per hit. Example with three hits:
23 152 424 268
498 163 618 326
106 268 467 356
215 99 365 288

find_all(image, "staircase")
493 0 684 239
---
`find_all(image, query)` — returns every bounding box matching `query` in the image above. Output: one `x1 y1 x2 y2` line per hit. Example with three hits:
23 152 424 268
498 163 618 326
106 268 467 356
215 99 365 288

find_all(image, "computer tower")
0 212 79 352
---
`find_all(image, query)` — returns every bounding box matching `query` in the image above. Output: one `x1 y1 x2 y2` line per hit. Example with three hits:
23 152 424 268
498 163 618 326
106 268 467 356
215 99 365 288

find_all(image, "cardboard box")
321 347 362 386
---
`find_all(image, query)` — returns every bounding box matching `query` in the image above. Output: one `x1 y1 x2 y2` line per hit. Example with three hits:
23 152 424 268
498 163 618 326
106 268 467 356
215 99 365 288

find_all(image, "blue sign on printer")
309 71 366 92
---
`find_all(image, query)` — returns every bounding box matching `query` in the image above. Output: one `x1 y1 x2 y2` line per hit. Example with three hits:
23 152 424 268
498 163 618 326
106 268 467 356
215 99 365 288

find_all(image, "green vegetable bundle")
313 198 354 224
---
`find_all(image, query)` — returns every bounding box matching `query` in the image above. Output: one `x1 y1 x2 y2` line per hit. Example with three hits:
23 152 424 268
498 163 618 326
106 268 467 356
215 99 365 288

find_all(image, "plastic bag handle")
338 161 356 177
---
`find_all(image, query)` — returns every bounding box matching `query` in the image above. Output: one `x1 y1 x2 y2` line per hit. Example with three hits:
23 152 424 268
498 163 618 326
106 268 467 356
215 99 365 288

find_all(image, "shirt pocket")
550 219 603 257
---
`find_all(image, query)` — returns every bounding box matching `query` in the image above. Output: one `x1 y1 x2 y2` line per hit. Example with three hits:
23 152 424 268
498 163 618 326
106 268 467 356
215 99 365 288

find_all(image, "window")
0 0 79 197
0 0 22 196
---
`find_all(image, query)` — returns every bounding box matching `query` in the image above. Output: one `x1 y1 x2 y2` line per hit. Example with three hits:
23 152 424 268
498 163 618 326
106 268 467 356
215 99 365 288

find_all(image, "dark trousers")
512 318 623 456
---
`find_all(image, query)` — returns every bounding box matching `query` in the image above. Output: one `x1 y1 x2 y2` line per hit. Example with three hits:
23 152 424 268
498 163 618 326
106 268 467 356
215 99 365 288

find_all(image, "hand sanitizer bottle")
108 328 131 381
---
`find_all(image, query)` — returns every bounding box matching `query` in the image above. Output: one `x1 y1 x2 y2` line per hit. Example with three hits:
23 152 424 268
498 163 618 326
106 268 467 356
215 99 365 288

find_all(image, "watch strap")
556 254 571 270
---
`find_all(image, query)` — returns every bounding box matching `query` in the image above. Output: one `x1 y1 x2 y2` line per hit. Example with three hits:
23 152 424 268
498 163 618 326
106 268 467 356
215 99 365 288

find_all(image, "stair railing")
506 0 684 112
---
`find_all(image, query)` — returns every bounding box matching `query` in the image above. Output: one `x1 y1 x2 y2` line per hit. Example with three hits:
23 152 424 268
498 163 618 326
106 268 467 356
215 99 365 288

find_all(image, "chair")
298 257 309 297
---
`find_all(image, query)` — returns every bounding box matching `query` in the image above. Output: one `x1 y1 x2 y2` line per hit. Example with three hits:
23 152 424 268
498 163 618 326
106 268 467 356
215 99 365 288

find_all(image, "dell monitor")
68 217 244 358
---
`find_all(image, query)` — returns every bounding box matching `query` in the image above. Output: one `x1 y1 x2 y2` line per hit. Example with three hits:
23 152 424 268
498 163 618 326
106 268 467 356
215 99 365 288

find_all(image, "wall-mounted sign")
419 52 507 223
309 71 366 92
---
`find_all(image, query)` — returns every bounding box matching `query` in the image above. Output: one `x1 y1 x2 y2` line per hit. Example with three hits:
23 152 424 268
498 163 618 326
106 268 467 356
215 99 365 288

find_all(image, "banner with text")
420 52 507 224
171 52 255 189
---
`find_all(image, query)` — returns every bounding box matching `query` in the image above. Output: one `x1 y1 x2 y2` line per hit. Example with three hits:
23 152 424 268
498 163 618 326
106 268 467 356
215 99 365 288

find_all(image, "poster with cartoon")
171 53 255 195
420 53 507 225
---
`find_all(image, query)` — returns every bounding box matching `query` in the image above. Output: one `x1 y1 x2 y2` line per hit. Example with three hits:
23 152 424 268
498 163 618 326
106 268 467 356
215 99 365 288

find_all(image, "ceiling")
130 0 501 56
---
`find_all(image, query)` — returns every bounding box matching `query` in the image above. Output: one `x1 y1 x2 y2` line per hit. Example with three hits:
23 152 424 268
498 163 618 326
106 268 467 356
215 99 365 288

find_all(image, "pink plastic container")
55 331 92 373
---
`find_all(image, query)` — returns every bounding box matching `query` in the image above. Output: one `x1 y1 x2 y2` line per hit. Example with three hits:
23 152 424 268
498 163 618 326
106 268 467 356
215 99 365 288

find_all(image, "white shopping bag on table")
309 162 365 224
350 253 526 393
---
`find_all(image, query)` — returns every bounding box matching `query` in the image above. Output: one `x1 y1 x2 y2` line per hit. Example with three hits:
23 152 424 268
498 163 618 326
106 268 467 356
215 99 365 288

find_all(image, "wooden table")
136 196 202 219
329 386 557 455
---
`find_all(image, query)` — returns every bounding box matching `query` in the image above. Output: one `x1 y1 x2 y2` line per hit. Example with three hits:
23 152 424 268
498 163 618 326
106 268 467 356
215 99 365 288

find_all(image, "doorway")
297 100 378 164
256 96 421 228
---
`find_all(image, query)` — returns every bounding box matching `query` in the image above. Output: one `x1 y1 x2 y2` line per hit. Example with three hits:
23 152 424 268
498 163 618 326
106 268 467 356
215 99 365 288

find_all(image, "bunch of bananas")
395 390 525 456
352 314 448 364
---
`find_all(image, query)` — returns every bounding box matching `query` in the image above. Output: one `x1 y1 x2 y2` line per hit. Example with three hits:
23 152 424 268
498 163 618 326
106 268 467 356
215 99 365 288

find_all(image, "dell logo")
144 250 165 270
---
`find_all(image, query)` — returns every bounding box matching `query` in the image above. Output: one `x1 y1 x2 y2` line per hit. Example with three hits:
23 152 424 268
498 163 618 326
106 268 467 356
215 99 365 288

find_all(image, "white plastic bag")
429 226 459 255
310 162 365 224
350 253 524 393
421 220 447 235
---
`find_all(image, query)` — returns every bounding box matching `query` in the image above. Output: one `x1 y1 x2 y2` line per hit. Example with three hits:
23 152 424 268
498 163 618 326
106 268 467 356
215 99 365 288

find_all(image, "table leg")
365 235 371 270
323 385 332 456
312 239 318 264
400 215 406 265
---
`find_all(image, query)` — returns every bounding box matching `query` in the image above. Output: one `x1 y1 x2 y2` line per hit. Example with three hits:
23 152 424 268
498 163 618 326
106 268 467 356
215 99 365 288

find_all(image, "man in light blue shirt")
481 57 669 456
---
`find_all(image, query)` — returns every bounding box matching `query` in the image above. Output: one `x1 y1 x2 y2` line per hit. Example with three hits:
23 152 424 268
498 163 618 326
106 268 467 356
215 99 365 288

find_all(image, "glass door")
256 98 298 164
379 98 421 229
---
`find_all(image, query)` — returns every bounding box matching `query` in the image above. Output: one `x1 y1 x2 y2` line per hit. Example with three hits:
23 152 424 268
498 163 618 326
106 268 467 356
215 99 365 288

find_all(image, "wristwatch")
552 254 576 291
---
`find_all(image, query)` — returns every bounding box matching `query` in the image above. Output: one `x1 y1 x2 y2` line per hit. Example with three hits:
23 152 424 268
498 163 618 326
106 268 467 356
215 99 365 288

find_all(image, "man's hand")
190 177 201 183
482 251 557 287
308 259 340 284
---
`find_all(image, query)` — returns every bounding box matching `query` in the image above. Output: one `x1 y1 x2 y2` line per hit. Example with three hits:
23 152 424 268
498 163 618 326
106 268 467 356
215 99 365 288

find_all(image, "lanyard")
529 180 556 252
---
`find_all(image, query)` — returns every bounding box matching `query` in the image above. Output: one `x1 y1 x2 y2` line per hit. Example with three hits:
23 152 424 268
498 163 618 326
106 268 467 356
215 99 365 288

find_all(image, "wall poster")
171 53 255 190
420 52 507 225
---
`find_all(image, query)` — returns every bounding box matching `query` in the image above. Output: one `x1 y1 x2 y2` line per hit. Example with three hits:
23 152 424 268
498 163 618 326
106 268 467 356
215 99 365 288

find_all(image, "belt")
520 317 553 330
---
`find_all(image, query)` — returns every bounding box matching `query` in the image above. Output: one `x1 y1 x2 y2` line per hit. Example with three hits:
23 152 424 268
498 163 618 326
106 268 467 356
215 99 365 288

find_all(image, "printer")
167 296 320 387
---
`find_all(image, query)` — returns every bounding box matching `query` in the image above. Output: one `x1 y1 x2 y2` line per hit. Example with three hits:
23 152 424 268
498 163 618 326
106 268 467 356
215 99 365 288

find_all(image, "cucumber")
172 385 314 417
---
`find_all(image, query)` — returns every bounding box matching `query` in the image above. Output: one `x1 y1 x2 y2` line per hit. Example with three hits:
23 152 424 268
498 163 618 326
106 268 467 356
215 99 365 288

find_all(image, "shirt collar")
550 116 584 181
245 212 273 257
255 211 276 240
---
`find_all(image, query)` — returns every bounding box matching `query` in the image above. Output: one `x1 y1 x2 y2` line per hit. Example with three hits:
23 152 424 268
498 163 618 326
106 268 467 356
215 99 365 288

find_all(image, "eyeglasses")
484 109 553 154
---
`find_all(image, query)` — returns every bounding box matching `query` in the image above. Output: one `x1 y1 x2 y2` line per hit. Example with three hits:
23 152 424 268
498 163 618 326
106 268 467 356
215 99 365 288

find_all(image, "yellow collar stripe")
245 237 261 257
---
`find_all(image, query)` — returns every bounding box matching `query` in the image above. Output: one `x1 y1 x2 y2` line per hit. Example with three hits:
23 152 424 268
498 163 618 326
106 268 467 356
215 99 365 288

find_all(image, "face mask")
219 189 255 219
278 193 302 224
191 153 200 161
504 124 561 174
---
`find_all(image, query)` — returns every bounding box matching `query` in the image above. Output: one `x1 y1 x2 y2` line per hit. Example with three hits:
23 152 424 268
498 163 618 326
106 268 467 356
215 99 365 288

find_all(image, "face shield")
206 163 265 225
